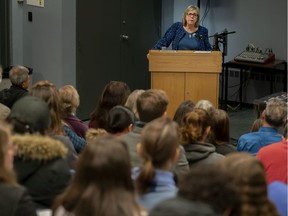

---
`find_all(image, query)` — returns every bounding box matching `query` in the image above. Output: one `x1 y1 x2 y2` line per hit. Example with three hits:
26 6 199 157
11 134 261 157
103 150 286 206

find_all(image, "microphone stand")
209 30 236 109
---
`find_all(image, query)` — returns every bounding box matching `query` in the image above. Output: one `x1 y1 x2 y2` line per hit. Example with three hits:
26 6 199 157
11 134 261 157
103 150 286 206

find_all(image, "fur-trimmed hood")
13 134 68 161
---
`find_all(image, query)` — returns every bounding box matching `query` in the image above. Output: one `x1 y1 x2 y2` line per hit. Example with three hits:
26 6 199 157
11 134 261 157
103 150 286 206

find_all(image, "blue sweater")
152 22 212 51
132 167 178 211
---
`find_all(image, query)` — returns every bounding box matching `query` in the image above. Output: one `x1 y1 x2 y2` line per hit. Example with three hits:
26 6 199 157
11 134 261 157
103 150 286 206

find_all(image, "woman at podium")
152 5 212 51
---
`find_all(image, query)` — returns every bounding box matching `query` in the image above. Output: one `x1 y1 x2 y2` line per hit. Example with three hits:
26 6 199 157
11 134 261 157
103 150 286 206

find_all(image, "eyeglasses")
187 13 198 17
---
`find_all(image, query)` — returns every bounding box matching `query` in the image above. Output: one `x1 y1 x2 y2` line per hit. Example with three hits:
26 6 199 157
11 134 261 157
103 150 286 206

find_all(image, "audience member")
218 152 280 216
89 81 131 129
85 128 108 143
0 65 30 108
194 99 215 118
106 105 135 135
133 117 180 211
120 89 189 176
209 109 236 155
171 100 195 177
0 65 11 119
53 135 144 216
172 100 195 126
120 89 168 167
180 108 224 167
177 164 239 215
237 98 287 155
7 96 72 209
257 120 287 184
125 89 145 120
29 81 85 154
58 85 88 139
25 84 78 169
268 181 288 216
0 120 37 216
149 197 220 216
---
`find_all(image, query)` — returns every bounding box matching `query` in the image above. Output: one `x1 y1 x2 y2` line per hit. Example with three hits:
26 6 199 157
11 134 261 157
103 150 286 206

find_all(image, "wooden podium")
149 50 222 117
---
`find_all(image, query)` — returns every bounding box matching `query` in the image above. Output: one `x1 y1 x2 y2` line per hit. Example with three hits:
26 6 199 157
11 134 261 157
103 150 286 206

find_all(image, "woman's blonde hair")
58 85 80 115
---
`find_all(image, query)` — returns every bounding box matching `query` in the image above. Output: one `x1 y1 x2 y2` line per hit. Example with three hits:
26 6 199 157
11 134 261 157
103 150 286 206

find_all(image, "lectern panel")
149 51 222 116
185 73 219 108
151 72 185 118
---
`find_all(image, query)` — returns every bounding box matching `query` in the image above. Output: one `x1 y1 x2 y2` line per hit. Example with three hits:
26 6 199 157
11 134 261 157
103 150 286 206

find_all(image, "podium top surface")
149 50 222 73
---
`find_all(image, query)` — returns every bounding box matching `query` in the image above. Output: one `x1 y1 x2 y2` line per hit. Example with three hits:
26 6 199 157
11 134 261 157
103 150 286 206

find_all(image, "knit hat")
9 96 51 134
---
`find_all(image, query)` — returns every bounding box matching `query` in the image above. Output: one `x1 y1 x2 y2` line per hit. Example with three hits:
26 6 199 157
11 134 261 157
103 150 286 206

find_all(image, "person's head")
0 121 17 185
29 80 63 135
85 128 108 143
107 105 135 135
54 135 141 216
218 152 280 216
7 96 51 135
136 117 180 194
173 100 195 127
263 98 287 129
90 81 131 128
194 99 215 118
76 135 133 191
209 109 230 145
178 164 239 215
125 89 145 120
182 5 200 27
58 85 80 116
250 118 263 132
180 108 211 144
136 89 169 123
9 65 30 89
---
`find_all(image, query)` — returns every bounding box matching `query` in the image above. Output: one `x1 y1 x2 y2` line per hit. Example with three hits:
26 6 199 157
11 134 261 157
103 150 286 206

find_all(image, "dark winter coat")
0 183 37 216
13 134 72 209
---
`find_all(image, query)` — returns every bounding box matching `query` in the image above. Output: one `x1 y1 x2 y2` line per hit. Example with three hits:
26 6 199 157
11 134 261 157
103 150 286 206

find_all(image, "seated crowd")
0 65 287 216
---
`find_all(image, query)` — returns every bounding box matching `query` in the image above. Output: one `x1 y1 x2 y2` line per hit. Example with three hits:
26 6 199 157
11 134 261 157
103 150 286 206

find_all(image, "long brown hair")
53 135 141 216
90 81 131 129
29 81 64 135
0 121 17 185
209 109 230 145
136 117 179 194
218 153 280 216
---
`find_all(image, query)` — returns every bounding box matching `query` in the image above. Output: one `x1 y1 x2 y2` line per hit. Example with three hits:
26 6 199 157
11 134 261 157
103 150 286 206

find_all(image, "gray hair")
265 98 287 128
9 65 29 86
194 99 215 117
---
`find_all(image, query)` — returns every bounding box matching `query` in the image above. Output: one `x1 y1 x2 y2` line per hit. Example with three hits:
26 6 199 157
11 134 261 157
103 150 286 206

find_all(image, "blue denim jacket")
237 127 282 155
152 22 212 51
